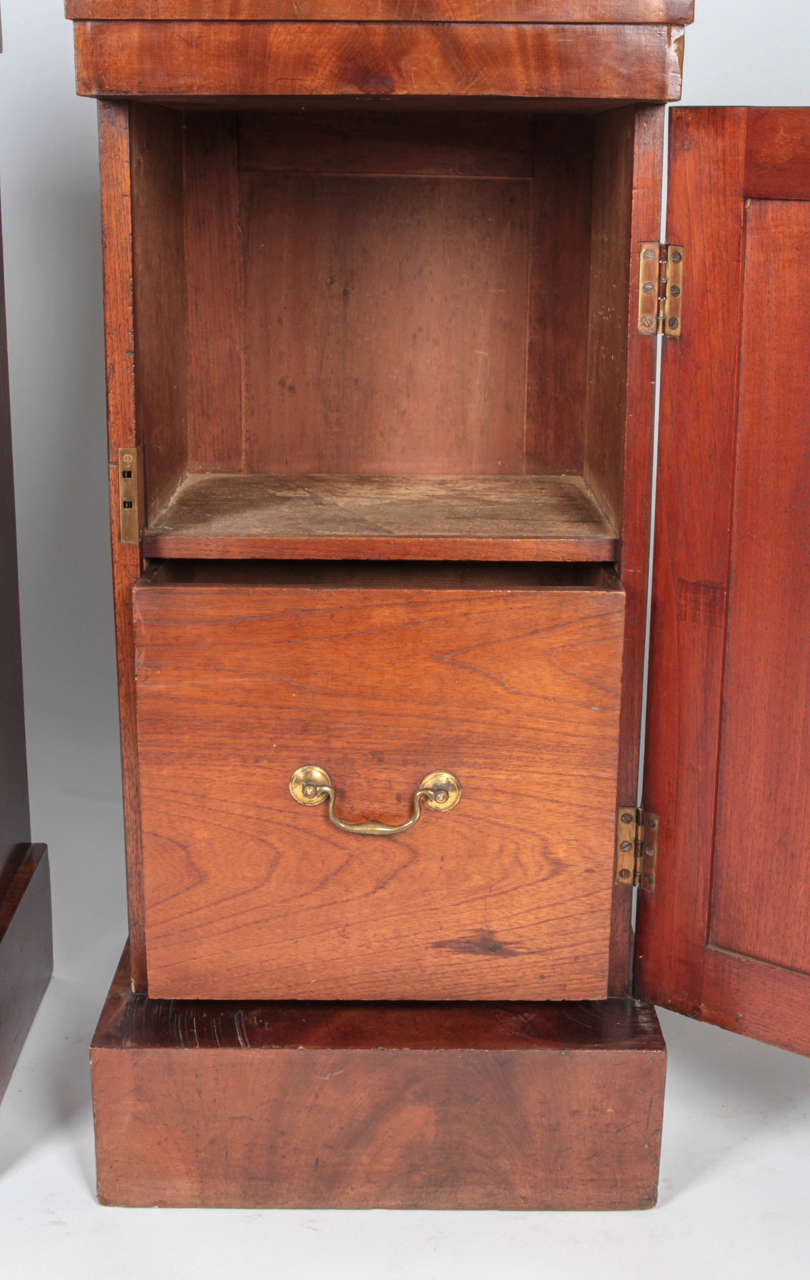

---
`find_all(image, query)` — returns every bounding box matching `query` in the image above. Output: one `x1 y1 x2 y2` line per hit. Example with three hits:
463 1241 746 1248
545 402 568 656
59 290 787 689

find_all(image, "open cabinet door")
636 108 810 1056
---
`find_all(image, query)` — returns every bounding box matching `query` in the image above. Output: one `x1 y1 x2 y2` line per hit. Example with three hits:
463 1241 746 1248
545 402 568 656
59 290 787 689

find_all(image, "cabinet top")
66 1 694 21
68 2 692 100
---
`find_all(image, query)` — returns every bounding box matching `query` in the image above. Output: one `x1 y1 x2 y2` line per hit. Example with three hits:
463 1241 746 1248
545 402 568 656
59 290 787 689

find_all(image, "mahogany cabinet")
0 33 53 1097
64 2 810 1207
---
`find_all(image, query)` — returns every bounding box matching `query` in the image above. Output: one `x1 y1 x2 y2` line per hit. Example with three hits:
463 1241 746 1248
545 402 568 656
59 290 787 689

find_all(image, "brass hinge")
638 243 683 338
117 445 143 545
615 807 659 891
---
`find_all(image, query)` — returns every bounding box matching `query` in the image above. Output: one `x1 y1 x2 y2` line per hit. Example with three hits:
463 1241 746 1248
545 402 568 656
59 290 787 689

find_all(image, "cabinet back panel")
180 109 597 480
242 171 531 474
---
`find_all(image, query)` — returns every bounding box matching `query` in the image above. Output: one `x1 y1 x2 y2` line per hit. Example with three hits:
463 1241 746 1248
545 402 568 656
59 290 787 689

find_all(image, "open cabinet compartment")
131 101 652 563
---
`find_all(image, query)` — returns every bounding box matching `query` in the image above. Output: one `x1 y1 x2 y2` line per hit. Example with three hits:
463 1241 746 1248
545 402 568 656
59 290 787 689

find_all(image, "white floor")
2 928 809 1280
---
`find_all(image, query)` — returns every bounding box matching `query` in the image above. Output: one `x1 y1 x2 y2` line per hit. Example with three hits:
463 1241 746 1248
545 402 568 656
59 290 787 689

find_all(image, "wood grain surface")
184 113 242 472
143 473 618 561
241 171 530 475
636 108 810 1058
134 569 625 1000
73 21 686 101
177 108 614 498
92 946 666 1209
709 199 810 978
130 105 187 520
66 1 695 20
589 106 664 991
745 108 810 201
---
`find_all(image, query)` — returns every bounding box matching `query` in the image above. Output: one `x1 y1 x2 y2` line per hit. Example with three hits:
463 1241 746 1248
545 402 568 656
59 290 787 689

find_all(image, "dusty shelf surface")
143 472 618 561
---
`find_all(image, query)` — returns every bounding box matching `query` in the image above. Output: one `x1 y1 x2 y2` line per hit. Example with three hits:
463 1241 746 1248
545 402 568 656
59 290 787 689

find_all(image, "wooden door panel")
710 199 810 977
636 108 810 1056
134 569 625 1002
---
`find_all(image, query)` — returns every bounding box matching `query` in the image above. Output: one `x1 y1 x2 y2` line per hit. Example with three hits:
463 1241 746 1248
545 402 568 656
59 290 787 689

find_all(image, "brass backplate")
419 771 462 812
290 765 332 806
118 446 143 545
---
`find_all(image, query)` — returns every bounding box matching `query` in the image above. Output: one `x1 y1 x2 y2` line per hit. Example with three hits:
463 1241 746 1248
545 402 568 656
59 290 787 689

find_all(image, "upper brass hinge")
117 445 143 545
638 243 683 338
615 806 659 892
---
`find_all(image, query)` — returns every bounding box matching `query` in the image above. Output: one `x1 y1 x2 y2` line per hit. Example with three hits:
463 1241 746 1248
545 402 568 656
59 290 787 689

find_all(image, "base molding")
92 949 665 1209
0 844 53 1101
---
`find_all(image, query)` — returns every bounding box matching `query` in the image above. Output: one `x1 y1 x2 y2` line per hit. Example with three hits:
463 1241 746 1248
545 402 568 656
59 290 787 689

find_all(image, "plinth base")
92 948 666 1210
0 844 52 1101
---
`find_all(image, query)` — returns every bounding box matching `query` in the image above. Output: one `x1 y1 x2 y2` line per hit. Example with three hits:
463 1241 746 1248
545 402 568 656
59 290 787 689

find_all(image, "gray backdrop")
1 0 808 978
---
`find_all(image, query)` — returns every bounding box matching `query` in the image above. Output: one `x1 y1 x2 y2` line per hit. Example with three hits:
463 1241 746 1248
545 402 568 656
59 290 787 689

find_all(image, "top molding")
66 2 695 21
71 21 686 100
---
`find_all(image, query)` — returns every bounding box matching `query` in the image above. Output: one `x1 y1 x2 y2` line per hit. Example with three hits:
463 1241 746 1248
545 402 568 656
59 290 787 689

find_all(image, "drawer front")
133 577 624 1000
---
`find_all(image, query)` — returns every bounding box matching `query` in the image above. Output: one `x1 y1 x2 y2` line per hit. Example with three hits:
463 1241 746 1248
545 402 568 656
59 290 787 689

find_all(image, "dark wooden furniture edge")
0 845 53 1101
604 105 664 992
72 22 686 101
92 945 666 1208
66 2 695 22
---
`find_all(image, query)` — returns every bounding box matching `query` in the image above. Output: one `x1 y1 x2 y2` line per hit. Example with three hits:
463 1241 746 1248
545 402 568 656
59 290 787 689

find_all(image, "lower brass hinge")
615 807 659 892
638 243 683 337
118 445 143 545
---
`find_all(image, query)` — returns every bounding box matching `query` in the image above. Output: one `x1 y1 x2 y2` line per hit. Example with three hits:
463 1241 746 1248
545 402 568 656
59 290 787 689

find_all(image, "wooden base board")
0 844 53 1101
92 948 665 1209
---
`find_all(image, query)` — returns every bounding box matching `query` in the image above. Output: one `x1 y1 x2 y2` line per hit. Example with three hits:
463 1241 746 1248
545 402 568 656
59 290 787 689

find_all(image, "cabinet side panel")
184 114 242 473
583 107 664 993
525 117 592 475
130 105 188 519
98 101 147 989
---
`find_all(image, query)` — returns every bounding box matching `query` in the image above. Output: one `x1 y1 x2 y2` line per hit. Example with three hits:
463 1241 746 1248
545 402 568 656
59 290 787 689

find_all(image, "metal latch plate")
118 446 143 545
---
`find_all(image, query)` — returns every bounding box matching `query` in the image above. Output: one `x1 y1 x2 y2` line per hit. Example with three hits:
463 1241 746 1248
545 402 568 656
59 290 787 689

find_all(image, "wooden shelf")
143 473 618 562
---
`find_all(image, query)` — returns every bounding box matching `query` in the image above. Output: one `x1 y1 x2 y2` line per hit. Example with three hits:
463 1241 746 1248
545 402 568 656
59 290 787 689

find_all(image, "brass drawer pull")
289 766 461 836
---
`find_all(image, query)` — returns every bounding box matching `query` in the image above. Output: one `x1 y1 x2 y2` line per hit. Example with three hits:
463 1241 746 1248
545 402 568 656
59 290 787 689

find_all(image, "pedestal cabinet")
64 2 810 1208
0 24 53 1100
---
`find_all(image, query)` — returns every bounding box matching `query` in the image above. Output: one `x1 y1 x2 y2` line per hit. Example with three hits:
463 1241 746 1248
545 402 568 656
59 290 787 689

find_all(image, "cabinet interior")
132 101 641 562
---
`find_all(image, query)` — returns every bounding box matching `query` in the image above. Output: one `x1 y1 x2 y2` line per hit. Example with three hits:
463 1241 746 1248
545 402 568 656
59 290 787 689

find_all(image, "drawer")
133 563 625 1001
